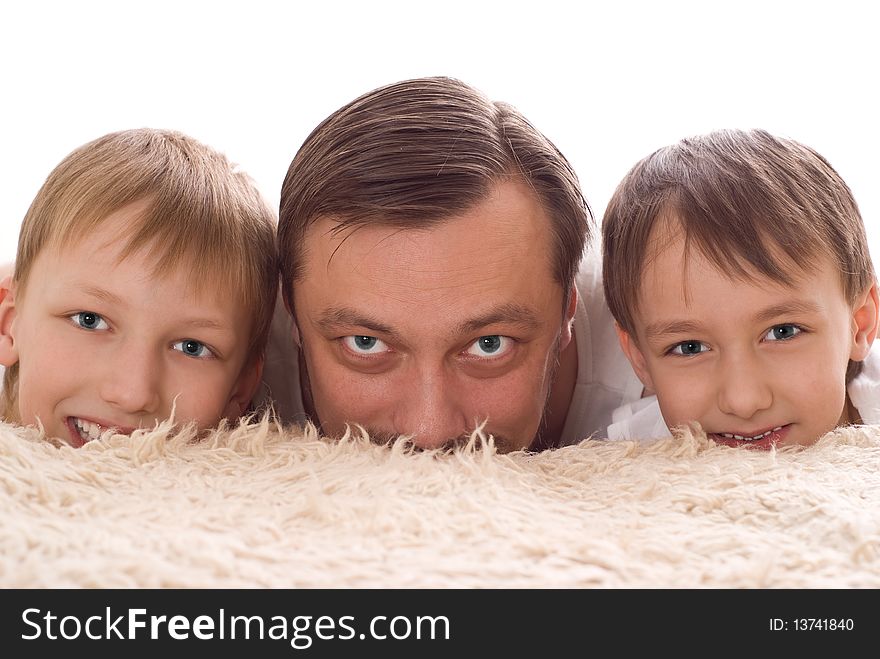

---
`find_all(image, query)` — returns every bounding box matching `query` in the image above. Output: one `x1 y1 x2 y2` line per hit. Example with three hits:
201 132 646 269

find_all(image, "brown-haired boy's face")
618 220 878 448
0 202 261 445
291 180 575 452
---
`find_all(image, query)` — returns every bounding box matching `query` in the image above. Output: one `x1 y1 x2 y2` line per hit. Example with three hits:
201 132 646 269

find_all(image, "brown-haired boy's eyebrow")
643 320 705 342
751 301 823 324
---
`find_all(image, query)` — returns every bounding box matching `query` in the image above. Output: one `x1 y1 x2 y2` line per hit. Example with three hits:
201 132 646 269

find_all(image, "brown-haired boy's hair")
278 76 591 312
602 128 875 382
2 128 278 421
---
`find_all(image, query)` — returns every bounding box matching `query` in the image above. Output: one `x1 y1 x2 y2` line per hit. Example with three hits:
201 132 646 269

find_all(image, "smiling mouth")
714 426 784 442
70 417 114 444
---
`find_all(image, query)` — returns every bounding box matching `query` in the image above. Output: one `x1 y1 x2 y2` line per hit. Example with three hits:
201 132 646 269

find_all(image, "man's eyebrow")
315 303 542 340
455 303 542 335
316 307 402 341
751 300 822 324
643 320 704 342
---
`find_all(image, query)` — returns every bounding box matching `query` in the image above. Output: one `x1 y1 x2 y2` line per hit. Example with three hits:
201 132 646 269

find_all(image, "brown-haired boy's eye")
670 340 705 356
765 324 802 341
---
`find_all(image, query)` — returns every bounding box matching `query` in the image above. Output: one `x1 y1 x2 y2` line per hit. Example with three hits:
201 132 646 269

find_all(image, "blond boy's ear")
615 322 654 391
224 355 265 419
0 275 19 367
850 282 880 362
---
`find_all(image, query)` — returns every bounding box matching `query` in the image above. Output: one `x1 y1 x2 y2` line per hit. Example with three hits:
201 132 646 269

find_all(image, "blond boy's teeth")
73 418 105 442
719 426 783 441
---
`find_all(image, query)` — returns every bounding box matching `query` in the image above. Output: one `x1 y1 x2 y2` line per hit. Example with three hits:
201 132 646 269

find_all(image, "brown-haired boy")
0 128 278 446
602 129 879 448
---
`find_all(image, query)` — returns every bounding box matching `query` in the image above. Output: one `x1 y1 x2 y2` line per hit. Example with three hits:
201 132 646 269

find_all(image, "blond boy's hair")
602 129 875 382
2 128 278 421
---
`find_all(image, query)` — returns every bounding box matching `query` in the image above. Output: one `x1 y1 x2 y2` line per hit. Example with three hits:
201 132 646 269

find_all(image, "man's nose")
716 352 773 420
99 343 162 415
394 368 469 449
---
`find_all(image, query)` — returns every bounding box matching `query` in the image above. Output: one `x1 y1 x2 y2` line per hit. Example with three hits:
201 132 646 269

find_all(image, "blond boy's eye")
70 311 109 331
764 324 802 341
172 339 212 358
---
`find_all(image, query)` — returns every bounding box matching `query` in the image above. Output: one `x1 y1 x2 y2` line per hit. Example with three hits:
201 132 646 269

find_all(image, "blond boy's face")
0 201 259 446
618 221 877 449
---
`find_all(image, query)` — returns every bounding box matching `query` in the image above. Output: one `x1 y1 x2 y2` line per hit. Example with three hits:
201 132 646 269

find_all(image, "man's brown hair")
602 128 874 381
278 76 591 312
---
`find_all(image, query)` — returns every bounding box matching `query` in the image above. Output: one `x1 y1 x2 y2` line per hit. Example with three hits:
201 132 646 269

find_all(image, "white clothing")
257 246 644 445
557 246 645 444
607 348 880 440
606 396 670 442
847 348 880 424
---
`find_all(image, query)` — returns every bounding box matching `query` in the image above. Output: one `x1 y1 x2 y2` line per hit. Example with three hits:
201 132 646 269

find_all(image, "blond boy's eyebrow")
752 301 822 324
78 285 227 331
79 285 127 307
643 320 705 341
178 318 228 331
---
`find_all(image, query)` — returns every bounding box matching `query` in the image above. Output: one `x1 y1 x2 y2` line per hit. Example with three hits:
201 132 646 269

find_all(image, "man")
260 76 642 451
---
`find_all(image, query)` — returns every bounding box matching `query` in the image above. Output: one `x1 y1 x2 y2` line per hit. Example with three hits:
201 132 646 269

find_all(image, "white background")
2 0 877 266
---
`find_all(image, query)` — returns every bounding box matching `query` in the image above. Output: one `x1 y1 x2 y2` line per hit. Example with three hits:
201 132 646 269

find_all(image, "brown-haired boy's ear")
224 355 265 419
849 282 879 362
615 323 654 392
0 275 19 367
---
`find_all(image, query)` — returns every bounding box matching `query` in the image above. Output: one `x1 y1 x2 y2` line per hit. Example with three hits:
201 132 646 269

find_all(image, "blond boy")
0 128 277 446
601 129 879 448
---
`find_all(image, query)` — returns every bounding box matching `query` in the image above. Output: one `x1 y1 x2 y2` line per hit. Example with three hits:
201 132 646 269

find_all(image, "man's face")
0 201 260 446
292 180 573 451
619 218 877 449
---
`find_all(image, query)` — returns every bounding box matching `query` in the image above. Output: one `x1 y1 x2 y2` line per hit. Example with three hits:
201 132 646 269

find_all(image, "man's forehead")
304 179 551 253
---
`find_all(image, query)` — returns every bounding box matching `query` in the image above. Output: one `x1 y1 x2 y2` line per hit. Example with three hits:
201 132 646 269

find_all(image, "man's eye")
172 339 212 358
465 335 512 358
764 324 802 341
670 340 707 356
342 335 390 355
70 311 109 331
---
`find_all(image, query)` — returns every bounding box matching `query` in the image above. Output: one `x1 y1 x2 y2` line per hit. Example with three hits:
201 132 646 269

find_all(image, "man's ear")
615 322 654 391
850 282 879 362
559 283 578 349
224 354 265 419
0 275 19 367
281 292 302 348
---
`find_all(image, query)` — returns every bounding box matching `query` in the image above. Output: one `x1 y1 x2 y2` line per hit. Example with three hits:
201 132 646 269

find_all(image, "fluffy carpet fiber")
2 419 879 588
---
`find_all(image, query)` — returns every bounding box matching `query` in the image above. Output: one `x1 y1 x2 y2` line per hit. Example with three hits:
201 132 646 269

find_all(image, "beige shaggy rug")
1 419 879 588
